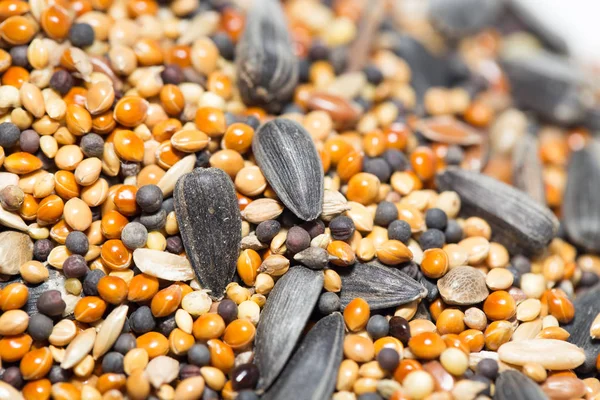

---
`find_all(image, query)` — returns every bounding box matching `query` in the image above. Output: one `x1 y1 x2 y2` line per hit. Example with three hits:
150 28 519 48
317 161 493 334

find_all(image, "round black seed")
388 316 411 345
363 158 392 182
202 387 221 400
188 344 211 367
471 374 492 396
308 41 330 61
1 366 23 389
231 363 260 391
179 364 202 380
363 64 384 85
444 220 463 243
83 269 105 296
388 220 412 244
80 133 104 158
50 70 74 95
285 226 311 254
161 64 184 85
69 23 95 48
62 254 89 279
113 333 136 354
298 58 310 83
217 299 238 324
120 161 140 177
102 352 125 374
130 306 156 334
157 314 177 337
446 145 464 165
280 209 300 228
377 348 400 371
301 219 325 239
401 261 422 280
374 201 399 227
425 208 448 230
236 390 259 400
382 149 409 172
318 292 340 315
358 393 383 400
511 255 531 274
136 184 163 213
329 216 355 241
33 237 52 261
140 208 167 231
476 358 498 380
419 228 445 250
28 313 53 341
255 220 281 243
580 270 599 288
48 366 72 383
37 290 66 317
19 129 39 153
65 231 89 256
366 315 389 340
166 236 183 254
211 32 235 60
9 46 29 68
0 122 20 148
194 149 211 168
121 222 148 249
507 266 521 287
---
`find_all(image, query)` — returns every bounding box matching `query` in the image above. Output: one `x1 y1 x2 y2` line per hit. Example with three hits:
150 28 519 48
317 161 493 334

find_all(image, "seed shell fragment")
512 131 546 205
174 168 242 299
494 370 548 400
132 248 194 281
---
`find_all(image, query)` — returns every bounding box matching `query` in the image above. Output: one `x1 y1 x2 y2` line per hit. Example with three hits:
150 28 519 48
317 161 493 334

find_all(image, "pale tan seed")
516 299 541 322
485 268 514 290
64 198 92 231
0 310 29 336
40 135 58 158
174 377 205 400
32 173 55 198
394 299 419 320
512 319 542 341
200 366 225 391
486 242 510 268
175 309 193 335
19 260 48 284
346 202 374 232
324 268 342 292
241 198 284 224
358 361 385 379
124 348 149 375
435 191 461 219
259 254 290 277
171 129 209 153
463 217 492 239
463 307 487 331
74 157 102 186
443 244 468 268
321 190 350 221
459 236 490 264
85 81 115 115
101 143 120 177
73 355 94 378
80 178 109 207
61 328 96 369
47 245 70 269
49 319 77 347
93 305 129 359
145 356 179 389
337 359 359 391
520 273 546 299
20 82 45 118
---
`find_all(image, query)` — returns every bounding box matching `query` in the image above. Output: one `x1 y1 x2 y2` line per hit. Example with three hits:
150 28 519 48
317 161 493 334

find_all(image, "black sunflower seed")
494 370 548 400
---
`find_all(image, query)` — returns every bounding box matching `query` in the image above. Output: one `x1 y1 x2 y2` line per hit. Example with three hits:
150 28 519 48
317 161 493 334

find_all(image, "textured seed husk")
262 313 344 400
174 168 241 299
0 231 33 275
338 261 427 310
93 305 128 359
61 328 96 369
563 140 600 253
512 131 546 205
428 0 501 39
235 0 298 113
254 266 324 391
495 370 548 400
133 248 194 281
253 119 323 221
0 204 28 231
565 282 600 374
436 167 558 256
437 266 488 306
293 247 330 270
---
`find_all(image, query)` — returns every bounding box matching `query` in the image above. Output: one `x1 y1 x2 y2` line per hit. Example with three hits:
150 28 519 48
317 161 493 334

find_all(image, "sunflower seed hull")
133 248 194 281
495 370 548 400
262 313 344 400
253 119 323 221
565 282 600 374
174 168 242 299
436 167 558 256
254 266 324 391
338 261 427 310
428 0 501 39
235 0 298 113
512 131 546 205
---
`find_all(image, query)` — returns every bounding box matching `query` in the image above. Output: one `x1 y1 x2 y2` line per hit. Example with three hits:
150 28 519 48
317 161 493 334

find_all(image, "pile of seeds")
0 0 599 399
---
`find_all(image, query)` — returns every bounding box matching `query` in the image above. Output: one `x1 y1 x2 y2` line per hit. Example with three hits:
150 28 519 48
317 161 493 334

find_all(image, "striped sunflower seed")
512 129 546 205
235 0 298 113
262 313 344 400
436 167 558 256
253 119 324 221
174 168 241 299
565 282 600 374
338 261 427 310
254 266 324 391
495 370 548 400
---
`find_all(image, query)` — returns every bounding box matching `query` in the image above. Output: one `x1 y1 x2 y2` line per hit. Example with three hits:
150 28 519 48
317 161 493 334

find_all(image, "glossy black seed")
140 209 167 231
444 219 463 243
280 209 301 228
300 219 325 239
49 69 74 95
507 266 521 287
136 185 163 213
179 364 201 380
236 390 259 400
580 270 599 288
420 276 439 302
157 314 177 337
9 46 28 68
419 228 445 250
308 41 330 61
511 255 531 274
166 236 183 254
62 254 89 279
425 208 448 230
388 316 411 345
329 216 355 241
231 363 260 391
382 149 409 172
37 290 66 317
121 222 148 250
446 145 464 165
211 32 235 60
28 313 53 341
285 226 311 254
363 64 384 85
217 299 238 324
358 394 383 400
0 122 20 148
19 129 39 153
188 344 211 367
102 352 124 374
113 333 136 354
256 220 281 243
401 261 422 280
69 23 95 47
1 366 23 389
477 359 498 381
83 269 105 296
65 231 89 256
374 201 398 227
129 306 155 334
363 158 391 182
161 64 185 85
317 292 340 315
377 348 400 371
48 366 72 384
366 315 389 340
388 220 412 243
33 239 54 261
194 149 211 168
80 133 104 158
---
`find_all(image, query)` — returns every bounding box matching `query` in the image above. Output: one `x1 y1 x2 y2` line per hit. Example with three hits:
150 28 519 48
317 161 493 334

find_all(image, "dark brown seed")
174 168 241 299
235 0 298 113
254 266 323 391
262 312 344 400
253 119 323 221
293 247 330 270
338 261 427 310
436 167 558 256
495 370 547 400
512 131 545 205
563 140 600 253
